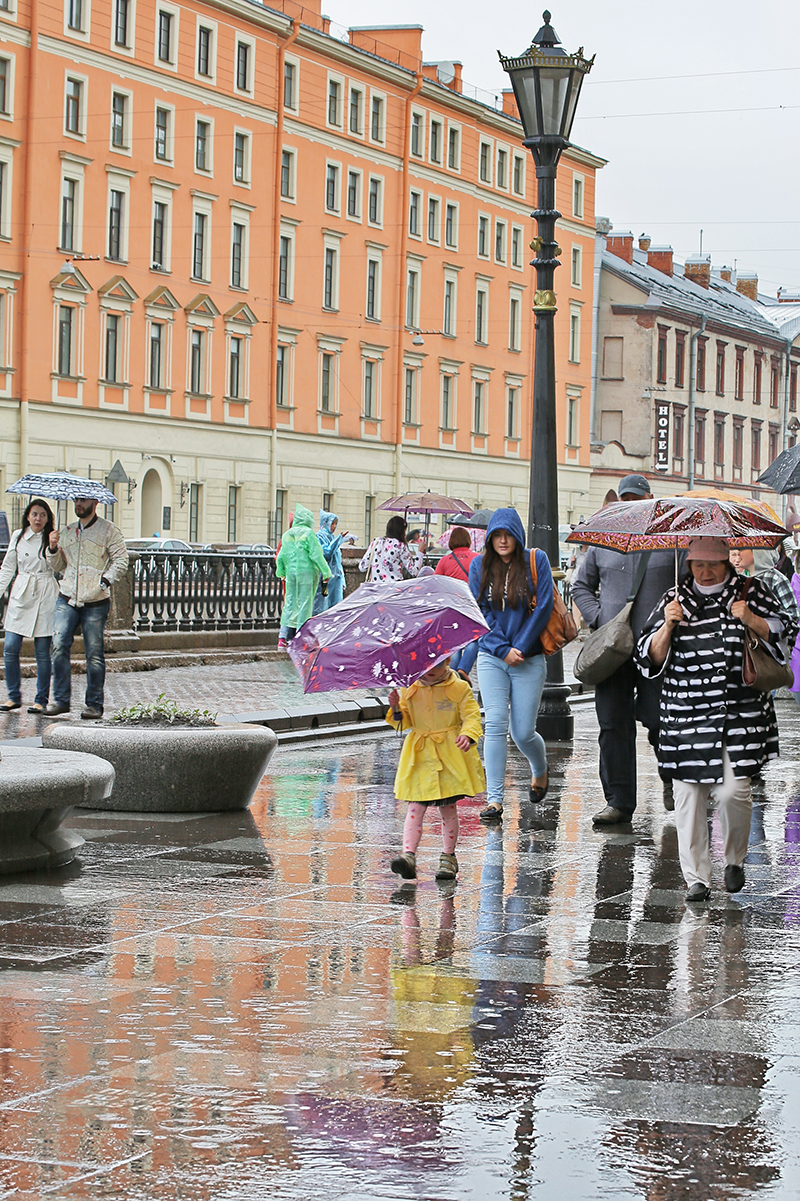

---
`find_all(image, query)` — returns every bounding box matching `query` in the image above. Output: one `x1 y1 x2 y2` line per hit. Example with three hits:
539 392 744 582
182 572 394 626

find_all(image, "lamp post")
500 11 593 741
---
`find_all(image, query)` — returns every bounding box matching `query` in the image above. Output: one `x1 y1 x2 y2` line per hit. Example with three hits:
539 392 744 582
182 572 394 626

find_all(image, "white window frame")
511 224 524 270
195 16 217 85
224 309 256 410
472 373 490 437
477 212 490 259
105 166 133 263
64 72 88 140
64 0 92 42
508 286 523 352
348 83 365 137
232 127 251 188
495 218 507 265
144 304 175 400
154 101 175 165
505 373 524 448
0 50 15 121
230 205 250 290
444 201 459 250
278 219 296 302
512 153 526 196
475 280 490 346
442 274 457 338
280 145 297 202
402 357 422 429
569 303 582 363
111 0 136 57
369 90 386 144
194 114 214 176
446 122 461 171
276 328 298 417
360 345 384 423
429 117 443 164
57 151 89 253
478 138 493 185
410 108 425 158
326 71 345 130
322 230 344 312
283 54 299 112
406 256 422 330
566 387 580 448
154 3 179 71
408 188 422 239
427 195 441 244
440 366 458 433
325 159 341 214
317 334 344 419
190 192 214 282
495 144 510 191
109 85 132 156
365 244 383 322
346 167 363 222
367 175 383 227
571 243 583 288
0 141 16 240
150 178 177 272
234 33 255 97
572 172 585 219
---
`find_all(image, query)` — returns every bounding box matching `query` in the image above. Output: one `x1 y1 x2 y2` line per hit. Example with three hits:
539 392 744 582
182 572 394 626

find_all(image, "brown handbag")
740 580 794 691
529 550 579 657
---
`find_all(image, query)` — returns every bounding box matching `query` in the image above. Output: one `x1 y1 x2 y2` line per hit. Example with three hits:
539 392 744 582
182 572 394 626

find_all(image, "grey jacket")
571 547 680 640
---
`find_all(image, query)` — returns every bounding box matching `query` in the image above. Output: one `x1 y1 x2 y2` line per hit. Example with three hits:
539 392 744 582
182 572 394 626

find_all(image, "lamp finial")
533 10 561 47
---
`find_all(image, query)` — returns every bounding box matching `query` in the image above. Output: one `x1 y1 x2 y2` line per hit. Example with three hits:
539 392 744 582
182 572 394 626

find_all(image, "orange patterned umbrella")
679 487 782 527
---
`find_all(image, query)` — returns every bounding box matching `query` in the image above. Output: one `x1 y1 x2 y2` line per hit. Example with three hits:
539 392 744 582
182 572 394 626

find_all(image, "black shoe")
686 882 711 902
44 703 70 716
530 780 549 803
592 805 631 826
662 780 675 812
1 700 22 711
80 705 104 720
724 864 746 893
479 804 503 823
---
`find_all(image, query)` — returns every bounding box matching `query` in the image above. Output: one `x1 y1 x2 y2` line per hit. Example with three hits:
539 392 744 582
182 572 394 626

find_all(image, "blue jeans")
3 631 52 706
477 650 548 807
313 573 344 615
52 597 109 710
452 639 479 676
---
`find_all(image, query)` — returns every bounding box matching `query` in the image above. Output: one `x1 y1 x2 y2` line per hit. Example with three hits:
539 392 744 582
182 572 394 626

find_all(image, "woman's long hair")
20 498 55 560
385 516 407 542
479 532 530 610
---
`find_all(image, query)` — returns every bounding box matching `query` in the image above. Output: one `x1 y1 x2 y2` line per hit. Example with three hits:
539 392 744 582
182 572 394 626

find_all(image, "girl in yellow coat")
387 657 485 883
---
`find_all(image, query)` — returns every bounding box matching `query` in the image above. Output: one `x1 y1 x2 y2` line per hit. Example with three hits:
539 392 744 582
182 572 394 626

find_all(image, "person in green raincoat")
276 504 331 647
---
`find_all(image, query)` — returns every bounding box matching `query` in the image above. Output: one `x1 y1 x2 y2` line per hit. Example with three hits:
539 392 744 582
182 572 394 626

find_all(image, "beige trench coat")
0 529 59 637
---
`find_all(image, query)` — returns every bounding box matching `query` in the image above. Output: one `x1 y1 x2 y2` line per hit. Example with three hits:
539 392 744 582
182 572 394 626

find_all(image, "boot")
390 851 417 880
435 852 458 881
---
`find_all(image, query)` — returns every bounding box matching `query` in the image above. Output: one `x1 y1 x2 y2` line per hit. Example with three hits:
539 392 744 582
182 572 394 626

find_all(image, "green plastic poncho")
276 504 331 630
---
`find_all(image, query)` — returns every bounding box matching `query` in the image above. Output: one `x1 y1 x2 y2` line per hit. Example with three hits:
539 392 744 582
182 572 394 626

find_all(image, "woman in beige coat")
0 499 58 712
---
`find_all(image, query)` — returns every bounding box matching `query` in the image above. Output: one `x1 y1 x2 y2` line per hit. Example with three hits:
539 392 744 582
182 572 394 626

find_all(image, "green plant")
110 694 217 727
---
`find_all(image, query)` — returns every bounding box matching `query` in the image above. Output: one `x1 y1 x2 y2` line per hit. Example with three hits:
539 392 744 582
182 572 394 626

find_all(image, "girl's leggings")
403 803 458 854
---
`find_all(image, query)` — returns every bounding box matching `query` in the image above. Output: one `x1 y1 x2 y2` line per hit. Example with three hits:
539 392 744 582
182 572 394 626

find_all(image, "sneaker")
80 705 104 720
435 852 458 881
44 703 70 716
277 638 288 649
390 851 417 880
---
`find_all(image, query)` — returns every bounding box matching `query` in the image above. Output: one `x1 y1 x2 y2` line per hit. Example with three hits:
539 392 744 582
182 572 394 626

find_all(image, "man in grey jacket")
571 475 678 825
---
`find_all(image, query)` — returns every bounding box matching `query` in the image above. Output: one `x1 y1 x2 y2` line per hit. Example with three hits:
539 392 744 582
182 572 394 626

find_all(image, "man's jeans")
52 596 109 710
3 632 52 706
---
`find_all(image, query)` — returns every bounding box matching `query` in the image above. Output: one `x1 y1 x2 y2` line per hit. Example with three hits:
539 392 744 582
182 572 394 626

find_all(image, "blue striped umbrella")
6 473 117 505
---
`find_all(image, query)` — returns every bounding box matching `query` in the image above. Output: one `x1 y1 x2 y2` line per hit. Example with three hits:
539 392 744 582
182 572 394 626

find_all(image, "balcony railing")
132 550 282 633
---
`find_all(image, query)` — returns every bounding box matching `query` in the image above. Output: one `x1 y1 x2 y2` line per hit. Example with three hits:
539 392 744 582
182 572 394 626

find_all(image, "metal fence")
132 550 282 633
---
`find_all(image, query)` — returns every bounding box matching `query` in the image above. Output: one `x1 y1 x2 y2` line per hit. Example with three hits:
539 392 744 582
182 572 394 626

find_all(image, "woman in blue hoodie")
468 508 554 822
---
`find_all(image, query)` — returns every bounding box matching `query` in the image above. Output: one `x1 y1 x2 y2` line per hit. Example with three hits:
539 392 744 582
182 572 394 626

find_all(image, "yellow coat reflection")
386 670 485 802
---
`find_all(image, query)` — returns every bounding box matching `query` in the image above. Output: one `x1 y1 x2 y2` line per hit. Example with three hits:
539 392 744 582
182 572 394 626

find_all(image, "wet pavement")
2 702 800 1198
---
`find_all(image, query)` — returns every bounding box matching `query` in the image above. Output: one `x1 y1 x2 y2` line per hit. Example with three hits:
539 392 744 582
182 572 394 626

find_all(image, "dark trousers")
594 656 662 815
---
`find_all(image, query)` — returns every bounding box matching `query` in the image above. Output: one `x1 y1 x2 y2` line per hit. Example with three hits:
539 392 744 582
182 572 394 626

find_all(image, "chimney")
684 255 711 290
606 231 634 265
638 234 651 251
501 89 518 118
777 287 800 304
736 272 759 302
719 266 733 282
647 245 673 277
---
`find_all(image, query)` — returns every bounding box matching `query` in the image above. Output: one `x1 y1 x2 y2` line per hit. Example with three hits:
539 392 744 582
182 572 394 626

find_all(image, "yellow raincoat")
386 670 485 802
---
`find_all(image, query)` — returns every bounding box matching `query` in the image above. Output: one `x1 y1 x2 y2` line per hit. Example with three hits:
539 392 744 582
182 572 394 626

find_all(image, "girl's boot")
435 852 458 881
391 851 417 879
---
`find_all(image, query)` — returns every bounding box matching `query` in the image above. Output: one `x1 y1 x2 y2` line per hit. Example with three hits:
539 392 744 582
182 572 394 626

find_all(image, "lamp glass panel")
510 69 540 138
538 69 571 137
561 70 585 140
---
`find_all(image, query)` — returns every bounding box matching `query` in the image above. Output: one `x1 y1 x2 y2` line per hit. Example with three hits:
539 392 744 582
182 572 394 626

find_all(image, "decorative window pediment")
50 265 92 297
185 293 220 319
98 275 139 309
144 285 181 313
224 301 258 326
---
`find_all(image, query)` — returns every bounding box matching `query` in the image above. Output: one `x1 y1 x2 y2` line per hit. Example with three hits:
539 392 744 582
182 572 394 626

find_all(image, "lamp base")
536 683 574 742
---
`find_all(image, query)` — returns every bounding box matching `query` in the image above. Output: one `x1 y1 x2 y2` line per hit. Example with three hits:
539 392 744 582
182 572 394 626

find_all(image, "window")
0 59 7 114
192 212 206 279
715 342 726 395
441 375 453 429
370 95 384 141
105 315 119 382
327 78 341 126
571 245 582 288
60 178 76 251
496 148 507 188
368 177 382 225
751 420 762 472
445 203 457 249
447 126 460 169
479 141 491 183
233 132 249 183
68 0 83 32
573 175 584 218
406 267 419 328
152 201 166 268
229 337 242 398
696 338 706 391
323 246 337 309
511 227 523 268
404 367 416 425
754 353 762 404
363 359 376 418
320 352 333 411
189 483 201 542
114 0 129 47
276 345 287 406
657 327 667 384
478 215 489 257
284 60 296 109
430 119 442 162
195 120 210 172
57 306 73 376
197 26 212 77
569 309 581 363
157 10 172 62
349 87 362 134
409 190 420 236
473 381 485 434
111 92 127 148
714 414 725 466
443 279 455 336
280 149 294 198
495 221 506 263
149 323 163 388
673 407 685 463
507 386 518 438
694 412 706 473
675 332 686 388
236 42 250 92
735 347 744 399
65 78 82 134
411 111 422 156
227 486 238 542
322 491 333 512
771 363 780 408
155 107 170 160
190 328 203 393
509 295 520 351
347 170 360 218
513 155 524 195
366 259 379 320
325 163 339 212
108 189 124 260
364 495 373 544
231 222 245 288
278 234 290 299
791 365 798 412
567 395 578 446
770 424 780 464
733 417 744 472
427 197 439 242
475 287 487 344
603 336 623 378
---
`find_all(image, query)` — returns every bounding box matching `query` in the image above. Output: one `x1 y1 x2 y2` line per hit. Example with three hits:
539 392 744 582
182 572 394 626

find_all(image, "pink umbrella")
377 490 474 516
436 525 485 551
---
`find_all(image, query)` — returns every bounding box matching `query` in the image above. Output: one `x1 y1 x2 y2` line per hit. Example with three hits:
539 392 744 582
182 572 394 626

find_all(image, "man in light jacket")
45 497 129 719
571 475 679 826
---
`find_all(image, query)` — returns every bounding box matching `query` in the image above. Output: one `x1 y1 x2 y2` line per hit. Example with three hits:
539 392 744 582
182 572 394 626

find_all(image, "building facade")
588 230 800 514
0 0 603 543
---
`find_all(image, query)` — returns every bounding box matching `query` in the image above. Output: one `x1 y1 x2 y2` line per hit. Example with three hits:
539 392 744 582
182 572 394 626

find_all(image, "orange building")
0 0 603 542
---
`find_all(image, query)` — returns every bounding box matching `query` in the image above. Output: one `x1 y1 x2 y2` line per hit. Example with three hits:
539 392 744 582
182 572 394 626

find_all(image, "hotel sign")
655 400 670 472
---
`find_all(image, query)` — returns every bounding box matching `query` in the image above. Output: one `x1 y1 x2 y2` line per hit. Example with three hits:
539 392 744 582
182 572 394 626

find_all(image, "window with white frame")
512 154 525 195
227 486 238 541
441 373 455 429
327 76 343 127
156 6 178 65
278 224 294 300
367 176 383 226
191 199 213 280
495 219 507 263
511 225 523 269
148 321 164 389
362 356 379 418
107 186 126 261
57 304 75 376
347 169 361 219
276 342 289 407
496 147 508 189
235 37 254 93
0 161 6 239
228 335 242 398
322 237 340 310
195 118 212 173
509 292 521 351
572 173 584 218
154 104 173 162
366 256 381 321
189 326 205 394
569 306 581 362
473 379 486 434
196 20 215 80
280 148 296 199
230 220 247 288
60 177 78 251
113 0 132 49
447 125 460 170
506 384 519 439
325 162 340 212
409 189 421 237
104 313 120 382
475 285 488 345
233 131 250 185
403 365 417 425
110 90 130 150
348 85 364 134
66 0 86 34
571 244 582 288
0 54 13 118
370 93 385 142
151 200 168 269
427 196 440 243
445 202 458 249
320 350 336 412
477 214 489 258
284 57 298 110
406 262 421 329
567 391 579 446
479 140 492 184
65 76 85 136
430 118 442 163
410 110 423 156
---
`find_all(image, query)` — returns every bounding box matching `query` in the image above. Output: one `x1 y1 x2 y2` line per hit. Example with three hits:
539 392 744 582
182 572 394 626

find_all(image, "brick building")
0 0 603 542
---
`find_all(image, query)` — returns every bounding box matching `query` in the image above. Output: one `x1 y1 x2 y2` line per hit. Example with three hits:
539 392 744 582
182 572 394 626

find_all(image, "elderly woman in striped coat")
636 537 796 904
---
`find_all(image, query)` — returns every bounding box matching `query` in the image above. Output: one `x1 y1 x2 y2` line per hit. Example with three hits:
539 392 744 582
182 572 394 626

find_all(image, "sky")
325 0 800 296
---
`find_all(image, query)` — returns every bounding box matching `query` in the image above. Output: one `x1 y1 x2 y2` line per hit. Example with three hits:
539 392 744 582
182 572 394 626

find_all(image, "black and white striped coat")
636 571 787 783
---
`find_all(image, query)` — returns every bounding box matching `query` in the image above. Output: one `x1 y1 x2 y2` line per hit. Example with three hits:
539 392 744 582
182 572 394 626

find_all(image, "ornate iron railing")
132 551 282 633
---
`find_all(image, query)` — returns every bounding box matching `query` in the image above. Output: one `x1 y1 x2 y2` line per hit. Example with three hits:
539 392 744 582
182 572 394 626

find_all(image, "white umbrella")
6 473 117 505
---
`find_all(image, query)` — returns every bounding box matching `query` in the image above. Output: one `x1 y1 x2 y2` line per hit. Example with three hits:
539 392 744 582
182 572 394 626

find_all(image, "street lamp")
500 11 594 741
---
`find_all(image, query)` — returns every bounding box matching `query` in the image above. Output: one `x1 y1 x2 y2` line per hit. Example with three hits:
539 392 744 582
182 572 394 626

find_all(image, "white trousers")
673 748 752 888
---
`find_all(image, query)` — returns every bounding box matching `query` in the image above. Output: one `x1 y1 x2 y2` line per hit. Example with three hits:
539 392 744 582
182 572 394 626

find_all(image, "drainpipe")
393 70 424 496
687 314 706 489
18 0 41 478
781 337 793 522
269 17 300 514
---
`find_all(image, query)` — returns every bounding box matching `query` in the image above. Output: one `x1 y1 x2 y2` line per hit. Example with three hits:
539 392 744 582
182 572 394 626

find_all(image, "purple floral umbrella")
289 575 489 692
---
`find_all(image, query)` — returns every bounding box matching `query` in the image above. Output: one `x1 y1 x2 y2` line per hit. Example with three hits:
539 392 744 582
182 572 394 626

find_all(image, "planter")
0 746 114 874
42 722 277 813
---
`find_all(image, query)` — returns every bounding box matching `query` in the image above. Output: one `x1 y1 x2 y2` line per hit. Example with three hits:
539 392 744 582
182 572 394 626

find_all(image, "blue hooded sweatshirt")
467 507 554 660
317 509 345 584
